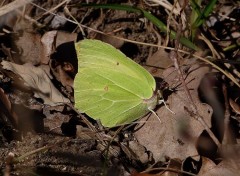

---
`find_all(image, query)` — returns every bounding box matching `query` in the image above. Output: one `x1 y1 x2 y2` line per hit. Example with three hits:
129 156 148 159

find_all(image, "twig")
170 22 221 147
143 0 180 15
222 84 232 145
64 6 86 37
169 24 197 112
40 0 70 17
184 107 221 147
69 105 120 157
10 138 69 164
0 0 32 17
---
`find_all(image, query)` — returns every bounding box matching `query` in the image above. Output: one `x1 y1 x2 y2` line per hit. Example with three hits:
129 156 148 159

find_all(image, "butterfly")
74 39 161 127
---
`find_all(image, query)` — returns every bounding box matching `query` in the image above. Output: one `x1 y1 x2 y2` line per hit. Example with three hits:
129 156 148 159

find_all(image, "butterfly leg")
159 98 175 114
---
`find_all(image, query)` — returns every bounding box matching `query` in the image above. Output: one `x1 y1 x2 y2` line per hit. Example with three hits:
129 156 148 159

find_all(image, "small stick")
184 107 221 147
169 24 197 112
9 138 69 164
170 23 220 147
222 84 233 145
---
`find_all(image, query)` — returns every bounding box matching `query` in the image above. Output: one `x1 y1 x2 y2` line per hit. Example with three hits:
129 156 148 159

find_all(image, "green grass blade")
190 0 202 40
193 0 218 28
80 3 199 50
190 0 202 16
141 10 198 50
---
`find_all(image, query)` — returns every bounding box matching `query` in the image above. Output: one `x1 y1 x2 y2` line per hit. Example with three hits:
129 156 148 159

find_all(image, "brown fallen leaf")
0 87 18 127
134 60 213 161
162 158 182 176
145 48 172 78
131 171 156 176
11 31 77 65
198 156 240 176
11 31 43 65
130 158 182 176
229 98 240 114
120 140 153 164
40 30 57 64
1 60 70 105
0 0 32 17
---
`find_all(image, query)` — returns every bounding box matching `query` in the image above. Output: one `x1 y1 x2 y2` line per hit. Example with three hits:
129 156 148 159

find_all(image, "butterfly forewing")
74 39 158 127
75 40 156 91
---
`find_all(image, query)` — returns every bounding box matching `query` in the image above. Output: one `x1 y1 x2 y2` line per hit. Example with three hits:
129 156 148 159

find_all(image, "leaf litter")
0 0 240 175
1 61 70 105
135 60 213 161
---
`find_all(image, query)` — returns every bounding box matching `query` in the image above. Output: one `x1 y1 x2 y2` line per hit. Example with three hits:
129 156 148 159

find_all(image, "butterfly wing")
74 39 158 127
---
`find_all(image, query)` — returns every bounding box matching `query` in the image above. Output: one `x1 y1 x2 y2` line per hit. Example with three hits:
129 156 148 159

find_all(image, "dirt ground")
0 0 240 176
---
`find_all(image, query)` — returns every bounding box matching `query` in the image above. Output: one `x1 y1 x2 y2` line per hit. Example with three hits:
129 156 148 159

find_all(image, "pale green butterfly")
74 39 160 128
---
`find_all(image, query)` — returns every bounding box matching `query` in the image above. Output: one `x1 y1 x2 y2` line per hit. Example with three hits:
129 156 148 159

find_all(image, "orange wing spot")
104 85 109 91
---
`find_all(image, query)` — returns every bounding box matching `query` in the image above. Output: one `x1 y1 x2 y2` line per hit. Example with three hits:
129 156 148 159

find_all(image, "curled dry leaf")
1 60 70 105
50 62 74 88
0 87 18 127
120 140 153 164
40 31 57 64
54 31 78 47
48 31 78 88
134 60 213 161
162 158 182 176
229 98 240 114
198 157 240 176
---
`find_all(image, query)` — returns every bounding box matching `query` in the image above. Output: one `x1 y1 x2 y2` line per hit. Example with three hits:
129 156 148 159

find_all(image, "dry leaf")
229 98 240 114
146 48 172 77
1 60 70 105
120 140 153 164
0 87 18 127
41 31 57 64
135 61 213 161
0 0 32 17
55 31 78 47
198 157 239 176
11 32 43 65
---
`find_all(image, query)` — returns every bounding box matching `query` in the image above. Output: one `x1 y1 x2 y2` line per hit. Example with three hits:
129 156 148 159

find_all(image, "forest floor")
0 0 240 176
